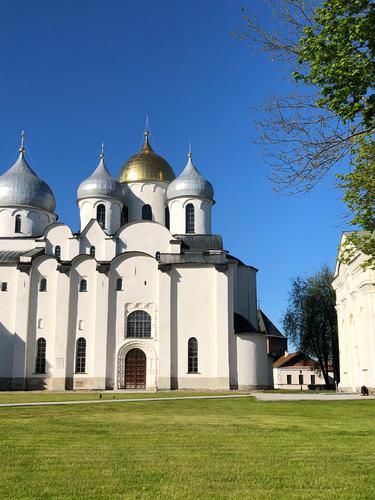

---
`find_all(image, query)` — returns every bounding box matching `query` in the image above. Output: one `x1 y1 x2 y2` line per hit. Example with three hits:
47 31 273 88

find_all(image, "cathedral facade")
0 132 273 391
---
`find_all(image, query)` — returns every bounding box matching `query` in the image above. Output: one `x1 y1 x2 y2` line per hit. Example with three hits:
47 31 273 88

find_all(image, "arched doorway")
122 348 146 389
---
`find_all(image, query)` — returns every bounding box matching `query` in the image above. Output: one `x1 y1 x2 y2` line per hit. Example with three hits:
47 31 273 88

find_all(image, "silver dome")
0 151 56 213
77 155 123 201
167 154 214 201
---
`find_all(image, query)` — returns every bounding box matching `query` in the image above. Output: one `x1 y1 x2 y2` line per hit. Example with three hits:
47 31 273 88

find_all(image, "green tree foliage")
283 266 339 385
295 0 375 127
337 139 375 268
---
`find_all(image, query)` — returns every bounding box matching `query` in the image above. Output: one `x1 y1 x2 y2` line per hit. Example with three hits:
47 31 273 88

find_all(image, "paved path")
254 392 375 401
0 394 251 408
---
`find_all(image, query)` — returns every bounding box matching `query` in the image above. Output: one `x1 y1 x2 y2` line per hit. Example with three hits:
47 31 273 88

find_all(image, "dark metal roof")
234 312 259 334
257 309 285 338
0 250 25 263
159 253 228 265
175 234 223 252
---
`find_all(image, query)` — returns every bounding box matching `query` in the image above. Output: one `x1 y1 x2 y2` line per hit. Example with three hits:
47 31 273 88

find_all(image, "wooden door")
125 349 146 389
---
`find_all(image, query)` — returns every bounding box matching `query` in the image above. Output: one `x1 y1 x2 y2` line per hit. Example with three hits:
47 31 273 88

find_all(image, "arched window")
127 310 151 338
155 251 161 261
142 204 152 221
75 337 86 373
165 207 170 230
185 204 195 233
90 246 96 257
121 206 128 226
79 279 87 292
188 337 198 373
116 278 123 291
39 278 47 292
15 214 22 233
55 246 61 259
96 204 106 227
35 338 46 374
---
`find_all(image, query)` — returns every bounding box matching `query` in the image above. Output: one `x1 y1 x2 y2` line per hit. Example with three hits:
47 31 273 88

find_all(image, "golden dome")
119 132 175 183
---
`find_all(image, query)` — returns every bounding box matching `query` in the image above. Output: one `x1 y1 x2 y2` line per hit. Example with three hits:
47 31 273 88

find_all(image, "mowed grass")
0 390 234 404
0 398 374 499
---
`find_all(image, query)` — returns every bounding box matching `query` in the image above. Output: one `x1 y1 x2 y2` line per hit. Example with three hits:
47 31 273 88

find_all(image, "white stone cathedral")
0 132 274 391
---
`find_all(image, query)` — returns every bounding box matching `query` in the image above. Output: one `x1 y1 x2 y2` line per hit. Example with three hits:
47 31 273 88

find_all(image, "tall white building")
332 233 375 393
0 132 274 391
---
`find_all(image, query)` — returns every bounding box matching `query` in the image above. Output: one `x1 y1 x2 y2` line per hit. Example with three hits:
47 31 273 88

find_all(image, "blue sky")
0 0 347 330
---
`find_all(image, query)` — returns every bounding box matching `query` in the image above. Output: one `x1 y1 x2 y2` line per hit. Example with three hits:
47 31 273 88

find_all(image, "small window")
90 246 96 257
116 278 123 291
287 374 292 385
127 310 151 338
75 337 86 373
121 206 128 226
188 337 198 373
39 278 47 292
155 251 160 261
185 204 195 233
1 282 8 292
78 320 84 331
35 338 46 374
142 204 152 221
79 279 87 292
299 374 304 385
15 214 21 233
311 374 316 385
38 318 44 329
165 207 170 230
97 204 106 227
55 246 61 259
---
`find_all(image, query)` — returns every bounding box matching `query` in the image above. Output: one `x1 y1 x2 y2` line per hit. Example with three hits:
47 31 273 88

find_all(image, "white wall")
78 198 123 235
123 182 168 226
168 198 212 234
0 207 56 237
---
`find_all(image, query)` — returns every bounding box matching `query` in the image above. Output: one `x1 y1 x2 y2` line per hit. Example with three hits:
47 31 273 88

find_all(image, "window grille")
15 214 21 233
39 278 47 292
55 246 61 259
142 204 152 221
127 310 151 338
35 338 46 374
97 204 106 227
79 279 87 292
90 246 96 257
75 337 86 373
185 204 195 233
121 206 128 226
188 337 198 373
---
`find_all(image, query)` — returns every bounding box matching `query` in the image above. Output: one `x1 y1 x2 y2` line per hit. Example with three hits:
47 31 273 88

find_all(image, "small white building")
273 352 334 390
332 233 375 393
0 132 275 391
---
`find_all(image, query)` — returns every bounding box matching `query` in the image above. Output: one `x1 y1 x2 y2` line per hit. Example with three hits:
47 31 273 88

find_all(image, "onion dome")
77 147 123 201
167 152 214 201
118 131 175 183
0 133 56 213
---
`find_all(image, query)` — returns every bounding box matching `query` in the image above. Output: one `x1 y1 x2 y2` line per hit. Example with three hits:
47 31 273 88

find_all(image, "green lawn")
0 398 374 499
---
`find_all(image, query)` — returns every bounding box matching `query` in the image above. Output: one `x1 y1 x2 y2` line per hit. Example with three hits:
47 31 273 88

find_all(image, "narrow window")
142 204 152 221
287 374 292 385
185 204 195 233
155 251 160 261
55 246 61 259
90 246 96 257
79 279 87 292
165 207 170 230
311 374 316 385
121 206 128 226
299 374 304 386
116 278 122 291
15 214 21 233
35 338 46 374
127 310 151 338
1 282 8 292
39 278 47 292
97 204 106 227
38 318 44 329
75 337 86 373
188 337 198 373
